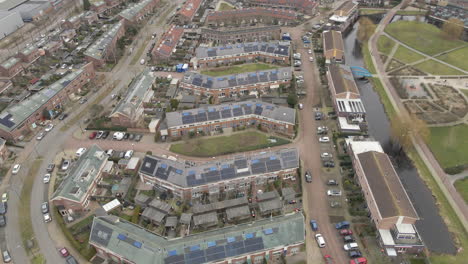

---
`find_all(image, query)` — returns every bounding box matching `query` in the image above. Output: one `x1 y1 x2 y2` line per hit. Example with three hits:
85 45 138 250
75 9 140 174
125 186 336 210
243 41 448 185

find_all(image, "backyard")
200 63 278 77
170 131 290 157
428 124 468 169
385 21 466 55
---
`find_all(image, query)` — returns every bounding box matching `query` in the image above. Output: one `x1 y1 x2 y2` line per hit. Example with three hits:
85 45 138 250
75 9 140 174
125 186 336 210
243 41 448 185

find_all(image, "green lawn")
454 178 468 204
414 59 464 75
461 89 468 98
437 46 468 72
428 124 468 169
377 35 396 56
362 43 377 74
201 63 278 77
218 2 234 11
385 21 465 56
170 131 290 157
396 10 428 15
393 46 425 64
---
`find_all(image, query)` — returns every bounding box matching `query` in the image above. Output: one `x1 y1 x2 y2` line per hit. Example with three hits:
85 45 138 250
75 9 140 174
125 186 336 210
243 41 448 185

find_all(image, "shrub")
444 166 465 175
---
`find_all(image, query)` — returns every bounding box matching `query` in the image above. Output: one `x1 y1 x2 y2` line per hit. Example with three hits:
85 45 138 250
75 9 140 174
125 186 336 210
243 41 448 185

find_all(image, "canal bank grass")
436 46 468 72
200 63 278 77
454 178 468 204
19 158 43 256
169 131 290 157
414 59 464 75
385 21 466 56
359 8 387 15
428 124 468 169
377 35 396 56
362 43 377 74
393 45 425 64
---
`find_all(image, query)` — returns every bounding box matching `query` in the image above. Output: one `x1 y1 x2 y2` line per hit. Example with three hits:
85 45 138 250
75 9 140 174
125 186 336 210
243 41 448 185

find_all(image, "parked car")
58 113 68 120
315 234 326 248
309 56 314 62
308 49 313 54
102 131 110 139
349 257 367 264
43 213 52 223
123 133 130 140
330 201 341 208
0 202 6 214
343 235 355 243
113 132 125 140
336 221 350 229
59 247 70 257
2 250 11 263
41 202 49 214
305 171 312 183
46 163 55 172
79 98 87 104
12 164 21 174
323 161 335 168
339 229 353 236
124 150 134 159
251 210 256 217
65 255 78 264
310 220 318 231
327 179 338 185
61 160 71 171
106 149 115 157
118 151 125 159
76 148 87 157
315 111 323 120
319 136 330 143
320 152 333 159
43 174 51 184
348 249 362 258
45 123 54 132
135 134 142 141
89 131 97 139
96 131 104 139
327 189 342 196
1 193 7 203
317 126 328 134
0 214 5 227
344 242 359 251
128 133 135 140
324 255 334 264
36 132 45 140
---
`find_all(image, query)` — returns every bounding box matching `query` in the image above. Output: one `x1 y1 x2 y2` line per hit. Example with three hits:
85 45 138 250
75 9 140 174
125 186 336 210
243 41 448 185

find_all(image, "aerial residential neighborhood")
0 0 467 264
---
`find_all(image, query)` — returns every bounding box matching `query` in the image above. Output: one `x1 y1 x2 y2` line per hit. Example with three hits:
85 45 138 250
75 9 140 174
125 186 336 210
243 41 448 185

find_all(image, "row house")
200 26 282 45
246 0 318 15
179 67 292 100
165 100 296 138
346 138 424 256
151 24 184 62
138 148 299 200
83 21 125 68
205 8 299 27
195 41 290 68
322 30 345 64
118 0 159 25
0 63 95 141
0 57 23 79
89 212 304 264
174 0 203 24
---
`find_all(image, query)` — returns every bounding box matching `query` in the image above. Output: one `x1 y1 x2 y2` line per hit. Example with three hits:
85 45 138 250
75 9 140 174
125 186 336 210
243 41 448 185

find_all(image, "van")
124 150 134 159
106 149 114 157
315 234 326 248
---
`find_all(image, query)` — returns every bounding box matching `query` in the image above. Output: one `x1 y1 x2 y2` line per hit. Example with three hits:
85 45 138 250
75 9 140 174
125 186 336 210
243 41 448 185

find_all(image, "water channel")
341 19 456 254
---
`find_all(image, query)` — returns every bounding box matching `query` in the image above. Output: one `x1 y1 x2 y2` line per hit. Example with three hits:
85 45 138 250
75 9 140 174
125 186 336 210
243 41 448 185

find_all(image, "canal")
342 21 457 254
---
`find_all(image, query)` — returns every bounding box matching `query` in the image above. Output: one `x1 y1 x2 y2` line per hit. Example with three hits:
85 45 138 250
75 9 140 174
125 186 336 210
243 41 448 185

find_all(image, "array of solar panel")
207 50 217 57
0 113 15 128
281 150 299 168
192 77 202 86
164 237 265 264
90 222 113 247
140 157 158 175
251 159 267 174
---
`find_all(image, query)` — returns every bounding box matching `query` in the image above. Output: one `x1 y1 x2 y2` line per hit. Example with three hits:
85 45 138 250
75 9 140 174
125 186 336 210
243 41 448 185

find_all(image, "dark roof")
193 197 248 215
328 64 359 95
357 151 418 219
257 190 279 202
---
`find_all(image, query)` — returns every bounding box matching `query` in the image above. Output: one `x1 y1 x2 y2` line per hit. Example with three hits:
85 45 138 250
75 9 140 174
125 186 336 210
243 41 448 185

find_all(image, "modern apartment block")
138 148 299 200
346 138 424 255
51 145 108 214
246 0 318 15
200 26 282 45
89 213 304 264
195 41 290 68
0 57 23 78
165 100 296 138
205 8 298 27
118 0 159 25
109 68 155 127
326 64 366 132
322 30 344 64
0 63 95 140
174 0 203 24
329 1 358 31
84 21 125 68
180 67 292 99
151 24 184 61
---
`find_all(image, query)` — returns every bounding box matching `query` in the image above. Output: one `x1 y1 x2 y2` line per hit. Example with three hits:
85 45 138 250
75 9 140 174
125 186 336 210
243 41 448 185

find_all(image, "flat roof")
193 197 248 215
0 69 84 132
0 57 20 69
196 41 290 59
166 100 296 128
119 0 154 21
52 145 107 203
333 1 357 17
328 64 359 96
139 148 299 188
89 212 304 264
84 21 123 60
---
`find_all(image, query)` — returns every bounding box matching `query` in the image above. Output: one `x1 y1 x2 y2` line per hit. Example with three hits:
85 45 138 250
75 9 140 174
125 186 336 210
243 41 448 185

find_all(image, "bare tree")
390 113 430 150
442 18 464 40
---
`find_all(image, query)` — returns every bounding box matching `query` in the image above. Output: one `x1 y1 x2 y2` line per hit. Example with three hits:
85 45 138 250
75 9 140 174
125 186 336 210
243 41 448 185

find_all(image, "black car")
123 133 130 140
0 202 6 215
46 163 55 172
0 214 5 227
102 131 110 139
348 249 362 258
58 113 68 120
327 179 338 186
343 235 355 243
315 112 323 120
134 134 142 142
128 133 135 140
323 161 335 168
65 255 79 264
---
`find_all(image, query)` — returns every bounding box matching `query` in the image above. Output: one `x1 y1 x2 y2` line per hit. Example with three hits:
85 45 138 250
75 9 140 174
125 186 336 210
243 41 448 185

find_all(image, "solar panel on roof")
164 254 185 264
188 170 195 175
175 169 183 174
245 233 254 239
168 250 177 256
221 109 232 118
270 156 277 160
117 233 127 240
264 228 274 235
207 241 216 247
254 106 263 115
221 167 236 179
232 107 243 117
208 111 220 120
133 241 142 248
252 159 259 164
227 237 235 243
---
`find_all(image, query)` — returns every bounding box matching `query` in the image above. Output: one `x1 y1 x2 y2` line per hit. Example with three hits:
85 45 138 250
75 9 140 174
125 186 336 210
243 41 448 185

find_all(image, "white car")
43 213 52 223
309 56 314 62
45 123 54 132
61 160 70 171
124 150 134 159
1 193 7 203
308 49 312 54
43 174 51 184
319 136 330 143
344 242 359 251
113 132 125 140
12 164 21 175
315 234 326 248
76 148 87 157
36 132 45 140
327 189 342 196
320 152 333 159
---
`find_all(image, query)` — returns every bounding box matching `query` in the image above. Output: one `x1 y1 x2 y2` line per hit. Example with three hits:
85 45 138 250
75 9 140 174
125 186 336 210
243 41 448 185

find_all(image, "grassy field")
437 46 468 72
396 10 428 15
385 21 465 56
170 131 290 157
428 125 468 169
414 59 464 75
362 43 377 74
218 2 234 11
377 35 396 56
201 63 278 77
454 178 468 204
393 46 425 64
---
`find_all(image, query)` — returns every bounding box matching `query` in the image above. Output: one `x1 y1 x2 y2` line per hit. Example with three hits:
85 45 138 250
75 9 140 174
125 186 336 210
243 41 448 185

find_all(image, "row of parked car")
88 131 143 142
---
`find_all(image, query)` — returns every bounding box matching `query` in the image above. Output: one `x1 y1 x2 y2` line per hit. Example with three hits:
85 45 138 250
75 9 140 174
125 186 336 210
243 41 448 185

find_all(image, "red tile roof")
206 7 297 22
177 0 202 20
152 25 184 58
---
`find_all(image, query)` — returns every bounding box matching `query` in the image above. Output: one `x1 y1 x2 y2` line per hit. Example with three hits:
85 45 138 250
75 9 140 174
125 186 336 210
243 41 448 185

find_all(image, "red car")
59 247 70 257
340 229 353 236
89 132 97 139
350 257 367 264
324 254 334 264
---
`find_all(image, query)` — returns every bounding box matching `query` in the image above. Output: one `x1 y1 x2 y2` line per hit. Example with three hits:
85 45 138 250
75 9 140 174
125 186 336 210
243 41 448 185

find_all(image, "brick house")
246 0 318 15
118 0 159 25
195 41 290 68
84 21 125 68
0 63 95 141
174 0 203 24
205 8 298 27
51 145 107 214
138 148 298 200
0 57 23 78
180 67 292 100
109 69 155 127
151 24 184 62
200 26 282 45
322 30 345 64
89 212 304 263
